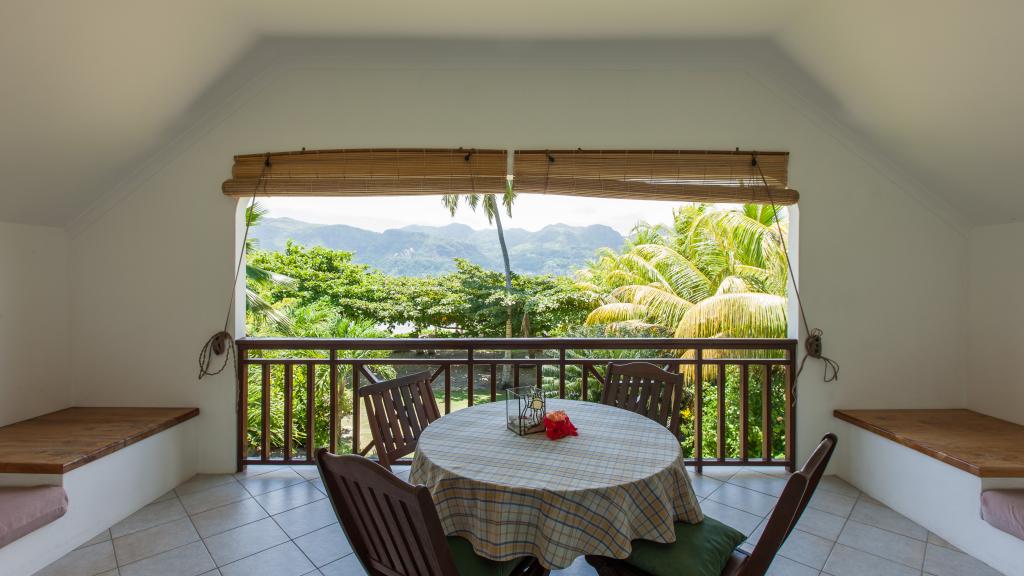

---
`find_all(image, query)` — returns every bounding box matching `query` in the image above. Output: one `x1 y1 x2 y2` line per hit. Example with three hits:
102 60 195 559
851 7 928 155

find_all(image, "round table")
409 399 704 569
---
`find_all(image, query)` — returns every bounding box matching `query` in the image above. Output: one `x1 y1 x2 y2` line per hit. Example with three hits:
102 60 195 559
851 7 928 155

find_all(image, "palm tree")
442 181 519 337
579 203 788 340
245 202 294 334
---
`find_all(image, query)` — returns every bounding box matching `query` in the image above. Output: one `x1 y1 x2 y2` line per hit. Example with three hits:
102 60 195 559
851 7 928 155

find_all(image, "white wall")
66 40 969 473
967 222 1024 424
0 221 70 426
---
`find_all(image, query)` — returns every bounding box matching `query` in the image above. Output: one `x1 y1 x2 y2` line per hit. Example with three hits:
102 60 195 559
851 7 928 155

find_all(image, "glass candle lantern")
505 386 547 435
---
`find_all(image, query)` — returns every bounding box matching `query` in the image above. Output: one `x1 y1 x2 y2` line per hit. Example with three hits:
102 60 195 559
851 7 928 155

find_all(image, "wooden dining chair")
359 371 440 471
585 433 838 576
316 450 546 576
602 362 685 440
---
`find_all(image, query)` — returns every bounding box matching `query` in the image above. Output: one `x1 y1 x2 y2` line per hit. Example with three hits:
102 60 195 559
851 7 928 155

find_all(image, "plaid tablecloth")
409 399 703 569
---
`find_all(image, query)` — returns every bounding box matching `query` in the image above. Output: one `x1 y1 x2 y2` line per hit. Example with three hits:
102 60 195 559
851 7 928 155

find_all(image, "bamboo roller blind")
222 148 798 205
223 149 509 197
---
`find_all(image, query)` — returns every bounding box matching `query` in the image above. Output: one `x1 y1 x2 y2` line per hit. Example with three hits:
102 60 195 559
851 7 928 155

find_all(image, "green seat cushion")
447 536 527 576
624 517 746 576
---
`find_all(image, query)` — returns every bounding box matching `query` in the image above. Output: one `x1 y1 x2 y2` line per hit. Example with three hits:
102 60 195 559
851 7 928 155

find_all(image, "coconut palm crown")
578 203 788 339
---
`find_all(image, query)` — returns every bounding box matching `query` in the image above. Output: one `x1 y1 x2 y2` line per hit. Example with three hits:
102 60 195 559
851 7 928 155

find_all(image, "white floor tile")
926 532 960 552
218 541 314 576
794 507 846 542
191 498 269 538
708 483 779 517
272 499 338 539
238 468 305 496
110 498 187 538
113 516 200 566
824 543 919 576
180 482 252 515
118 540 215 576
75 530 112 550
777 529 833 570
689 473 725 498
203 517 289 567
176 475 238 497
253 481 325 515
837 520 925 570
320 554 366 576
699 499 764 535
293 523 352 567
816 475 860 499
923 542 1005 576
34 540 117 576
766 555 820 576
849 497 928 541
807 489 857 518
728 470 789 497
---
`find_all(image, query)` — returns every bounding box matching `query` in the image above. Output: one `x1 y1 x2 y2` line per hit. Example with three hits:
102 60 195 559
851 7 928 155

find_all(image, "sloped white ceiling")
1 0 1020 226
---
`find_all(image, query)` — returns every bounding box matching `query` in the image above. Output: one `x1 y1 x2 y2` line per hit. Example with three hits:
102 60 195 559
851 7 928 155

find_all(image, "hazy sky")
259 195 681 234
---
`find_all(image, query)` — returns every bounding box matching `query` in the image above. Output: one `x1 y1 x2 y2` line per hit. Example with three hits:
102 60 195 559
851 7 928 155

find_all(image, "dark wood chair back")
728 433 838 576
315 450 460 576
358 371 440 470
602 362 685 440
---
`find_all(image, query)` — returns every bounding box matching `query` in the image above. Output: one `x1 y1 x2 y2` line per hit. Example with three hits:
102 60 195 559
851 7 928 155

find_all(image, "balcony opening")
237 190 797 468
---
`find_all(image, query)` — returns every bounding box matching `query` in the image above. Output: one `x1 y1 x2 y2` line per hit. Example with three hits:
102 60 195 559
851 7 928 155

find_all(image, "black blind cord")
198 154 271 380
752 153 840 384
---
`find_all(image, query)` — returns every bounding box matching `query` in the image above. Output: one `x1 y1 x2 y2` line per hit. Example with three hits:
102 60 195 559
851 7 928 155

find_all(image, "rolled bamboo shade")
222 148 797 205
513 149 797 205
222 148 509 197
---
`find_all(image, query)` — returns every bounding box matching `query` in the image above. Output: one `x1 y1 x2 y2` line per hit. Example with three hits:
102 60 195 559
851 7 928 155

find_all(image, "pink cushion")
0 486 68 548
981 490 1024 540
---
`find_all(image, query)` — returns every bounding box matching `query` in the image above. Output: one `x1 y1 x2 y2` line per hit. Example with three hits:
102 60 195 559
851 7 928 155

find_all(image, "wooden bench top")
0 407 199 474
834 409 1024 478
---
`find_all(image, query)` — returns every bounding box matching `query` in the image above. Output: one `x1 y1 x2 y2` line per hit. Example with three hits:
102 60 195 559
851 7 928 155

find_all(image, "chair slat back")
316 451 459 576
732 433 838 576
359 371 440 470
602 362 684 440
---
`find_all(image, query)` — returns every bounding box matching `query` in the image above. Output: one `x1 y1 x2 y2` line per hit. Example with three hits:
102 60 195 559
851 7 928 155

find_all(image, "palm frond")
675 292 787 339
611 284 693 329
585 302 648 325
246 288 294 334
631 243 713 301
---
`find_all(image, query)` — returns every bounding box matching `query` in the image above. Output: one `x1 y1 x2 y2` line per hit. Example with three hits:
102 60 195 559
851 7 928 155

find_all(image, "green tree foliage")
579 203 788 339
248 246 591 338
578 203 791 459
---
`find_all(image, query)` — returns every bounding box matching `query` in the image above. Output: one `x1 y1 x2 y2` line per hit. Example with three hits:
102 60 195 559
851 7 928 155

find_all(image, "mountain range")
251 217 625 276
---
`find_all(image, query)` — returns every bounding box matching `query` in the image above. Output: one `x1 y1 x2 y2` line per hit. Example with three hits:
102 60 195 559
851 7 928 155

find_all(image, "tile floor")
32 465 1006 576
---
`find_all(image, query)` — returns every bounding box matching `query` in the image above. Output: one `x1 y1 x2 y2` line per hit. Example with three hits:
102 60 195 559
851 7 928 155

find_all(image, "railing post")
352 364 360 456
762 363 772 463
284 363 293 462
786 342 797 472
559 348 566 398
444 365 451 414
467 348 474 407
261 363 270 463
236 341 248 473
694 348 703 475
717 363 726 463
740 363 749 464
306 362 315 461
329 349 337 453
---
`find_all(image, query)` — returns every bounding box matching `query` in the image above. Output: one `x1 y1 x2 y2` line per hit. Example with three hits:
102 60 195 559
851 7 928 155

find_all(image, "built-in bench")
0 407 199 576
835 409 1024 576
0 407 198 474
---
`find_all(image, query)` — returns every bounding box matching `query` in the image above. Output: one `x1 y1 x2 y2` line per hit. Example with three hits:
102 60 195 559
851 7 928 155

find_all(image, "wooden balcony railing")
236 337 798 472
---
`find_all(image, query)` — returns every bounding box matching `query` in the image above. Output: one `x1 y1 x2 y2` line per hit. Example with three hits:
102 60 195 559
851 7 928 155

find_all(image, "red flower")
544 411 578 440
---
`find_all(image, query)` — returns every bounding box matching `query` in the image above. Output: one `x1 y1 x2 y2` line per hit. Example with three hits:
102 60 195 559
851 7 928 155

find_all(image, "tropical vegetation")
243 202 790 459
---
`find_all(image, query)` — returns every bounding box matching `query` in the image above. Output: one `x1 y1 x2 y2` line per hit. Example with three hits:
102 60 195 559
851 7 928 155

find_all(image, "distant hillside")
252 218 625 276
